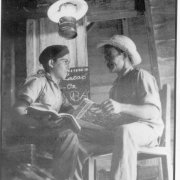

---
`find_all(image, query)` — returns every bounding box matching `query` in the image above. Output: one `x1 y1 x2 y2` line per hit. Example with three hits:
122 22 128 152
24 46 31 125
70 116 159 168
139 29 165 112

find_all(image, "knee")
58 129 78 143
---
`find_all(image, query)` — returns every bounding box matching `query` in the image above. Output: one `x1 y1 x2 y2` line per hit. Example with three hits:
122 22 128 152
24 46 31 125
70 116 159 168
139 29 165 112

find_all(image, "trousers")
42 120 160 180
10 119 160 180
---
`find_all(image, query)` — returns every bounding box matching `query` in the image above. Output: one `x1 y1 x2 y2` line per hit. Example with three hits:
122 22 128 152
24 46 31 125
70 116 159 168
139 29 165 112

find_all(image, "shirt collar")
117 67 134 79
45 73 60 87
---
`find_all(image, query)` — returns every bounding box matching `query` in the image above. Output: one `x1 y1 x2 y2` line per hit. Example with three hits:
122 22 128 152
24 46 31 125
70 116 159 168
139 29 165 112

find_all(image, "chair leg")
161 154 173 180
87 157 95 180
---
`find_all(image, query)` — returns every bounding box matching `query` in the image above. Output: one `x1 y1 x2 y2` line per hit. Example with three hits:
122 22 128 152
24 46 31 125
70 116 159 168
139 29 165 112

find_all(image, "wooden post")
2 33 16 134
122 18 129 35
76 17 88 67
88 157 95 180
26 19 40 77
144 0 161 87
10 41 15 106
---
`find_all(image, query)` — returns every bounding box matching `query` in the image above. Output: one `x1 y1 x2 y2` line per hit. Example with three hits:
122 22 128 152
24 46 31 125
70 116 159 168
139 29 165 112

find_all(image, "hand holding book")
27 99 133 131
27 103 81 133
73 98 135 128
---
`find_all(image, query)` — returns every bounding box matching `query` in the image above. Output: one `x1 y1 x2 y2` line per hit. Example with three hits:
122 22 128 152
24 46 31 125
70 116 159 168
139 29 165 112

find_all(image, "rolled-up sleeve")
137 70 161 110
18 77 45 104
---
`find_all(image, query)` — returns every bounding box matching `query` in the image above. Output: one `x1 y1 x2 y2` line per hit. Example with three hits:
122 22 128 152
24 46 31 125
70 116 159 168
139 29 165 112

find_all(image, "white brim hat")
47 0 88 23
97 35 142 66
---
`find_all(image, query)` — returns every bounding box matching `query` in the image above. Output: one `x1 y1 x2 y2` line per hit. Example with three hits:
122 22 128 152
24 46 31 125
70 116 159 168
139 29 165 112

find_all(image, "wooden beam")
87 9 138 22
3 5 138 22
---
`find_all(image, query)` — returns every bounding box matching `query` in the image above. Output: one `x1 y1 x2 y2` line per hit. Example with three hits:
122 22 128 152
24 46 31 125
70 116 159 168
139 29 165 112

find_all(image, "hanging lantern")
47 0 88 39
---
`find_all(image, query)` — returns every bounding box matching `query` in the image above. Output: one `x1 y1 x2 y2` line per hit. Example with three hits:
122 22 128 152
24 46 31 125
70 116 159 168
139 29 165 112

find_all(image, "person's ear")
48 59 54 68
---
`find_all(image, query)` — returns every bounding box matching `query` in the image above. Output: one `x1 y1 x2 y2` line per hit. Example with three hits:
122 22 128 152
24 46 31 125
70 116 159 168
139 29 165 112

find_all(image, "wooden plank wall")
26 17 88 76
2 34 15 130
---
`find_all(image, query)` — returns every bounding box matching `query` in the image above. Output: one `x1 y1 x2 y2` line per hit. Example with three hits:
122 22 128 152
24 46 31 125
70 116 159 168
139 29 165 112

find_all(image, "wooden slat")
26 19 40 76
39 18 46 54
138 147 170 155
2 34 16 141
4 6 138 22
76 17 88 67
2 36 16 106
87 9 138 22
122 18 129 35
88 158 95 180
144 0 161 87
67 38 77 68
92 147 170 159
10 41 15 106
161 84 171 148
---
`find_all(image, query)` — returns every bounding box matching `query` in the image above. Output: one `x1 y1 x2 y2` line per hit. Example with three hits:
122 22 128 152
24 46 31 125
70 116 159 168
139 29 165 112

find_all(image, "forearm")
12 104 40 129
120 103 160 120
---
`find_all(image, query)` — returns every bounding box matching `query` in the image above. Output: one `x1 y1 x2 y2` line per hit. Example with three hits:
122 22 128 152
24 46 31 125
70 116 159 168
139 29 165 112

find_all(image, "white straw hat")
97 35 142 66
47 0 88 23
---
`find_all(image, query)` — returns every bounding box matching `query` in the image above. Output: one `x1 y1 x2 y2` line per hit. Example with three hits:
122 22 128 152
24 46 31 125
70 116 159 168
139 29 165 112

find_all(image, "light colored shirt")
19 72 63 112
109 68 164 136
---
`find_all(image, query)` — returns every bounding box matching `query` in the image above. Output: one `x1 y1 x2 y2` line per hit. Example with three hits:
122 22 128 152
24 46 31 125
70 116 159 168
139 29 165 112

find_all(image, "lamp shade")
47 0 88 23
47 0 88 39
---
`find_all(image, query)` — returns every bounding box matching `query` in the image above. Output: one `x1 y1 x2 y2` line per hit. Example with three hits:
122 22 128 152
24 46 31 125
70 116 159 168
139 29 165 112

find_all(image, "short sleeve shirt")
110 68 164 136
18 72 64 112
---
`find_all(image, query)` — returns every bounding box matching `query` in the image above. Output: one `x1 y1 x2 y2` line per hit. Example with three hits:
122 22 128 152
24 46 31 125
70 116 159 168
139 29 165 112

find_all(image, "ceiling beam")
87 9 138 22
3 5 138 23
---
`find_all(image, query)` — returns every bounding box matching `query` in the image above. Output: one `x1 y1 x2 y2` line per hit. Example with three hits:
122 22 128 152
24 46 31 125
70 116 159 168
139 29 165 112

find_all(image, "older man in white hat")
97 35 164 180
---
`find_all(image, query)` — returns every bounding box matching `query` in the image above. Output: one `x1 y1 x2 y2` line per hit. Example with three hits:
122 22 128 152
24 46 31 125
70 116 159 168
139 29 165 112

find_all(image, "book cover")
27 103 81 133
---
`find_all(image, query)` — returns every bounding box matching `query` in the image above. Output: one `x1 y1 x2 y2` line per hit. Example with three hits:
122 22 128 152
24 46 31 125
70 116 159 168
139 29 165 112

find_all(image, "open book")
27 99 130 131
27 103 81 133
73 98 136 128
73 98 120 128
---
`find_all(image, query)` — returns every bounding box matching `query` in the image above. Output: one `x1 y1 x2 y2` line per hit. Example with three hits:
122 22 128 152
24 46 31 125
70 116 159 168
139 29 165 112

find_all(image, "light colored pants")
110 122 159 180
51 120 160 180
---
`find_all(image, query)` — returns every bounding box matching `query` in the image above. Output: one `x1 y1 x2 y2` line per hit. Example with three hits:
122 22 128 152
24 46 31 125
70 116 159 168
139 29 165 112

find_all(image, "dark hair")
42 60 53 72
39 45 69 72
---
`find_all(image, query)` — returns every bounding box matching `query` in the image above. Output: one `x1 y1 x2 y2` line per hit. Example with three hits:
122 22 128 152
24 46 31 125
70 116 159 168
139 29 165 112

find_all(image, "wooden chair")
87 84 173 180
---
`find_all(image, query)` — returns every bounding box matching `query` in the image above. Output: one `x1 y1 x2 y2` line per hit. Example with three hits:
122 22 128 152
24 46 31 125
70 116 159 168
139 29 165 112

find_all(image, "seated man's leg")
110 122 159 180
52 121 114 180
52 129 80 180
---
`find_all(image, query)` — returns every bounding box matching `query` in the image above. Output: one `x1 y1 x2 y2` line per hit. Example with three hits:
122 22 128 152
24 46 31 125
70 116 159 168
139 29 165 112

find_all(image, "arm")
12 99 40 129
13 99 57 129
102 70 161 121
12 76 51 128
101 99 160 120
